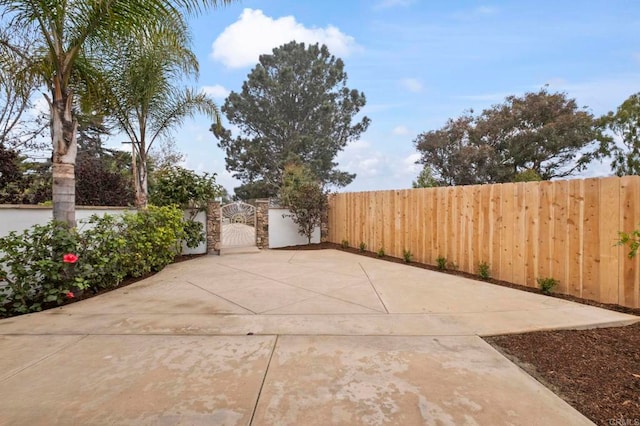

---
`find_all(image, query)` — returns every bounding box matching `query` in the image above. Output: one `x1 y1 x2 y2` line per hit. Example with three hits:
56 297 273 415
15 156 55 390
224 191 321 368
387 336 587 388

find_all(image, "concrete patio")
0 249 637 425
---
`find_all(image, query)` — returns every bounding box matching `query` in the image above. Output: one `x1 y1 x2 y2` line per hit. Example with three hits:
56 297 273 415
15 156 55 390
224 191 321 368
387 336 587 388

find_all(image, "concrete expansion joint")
0 334 89 384
249 335 279 425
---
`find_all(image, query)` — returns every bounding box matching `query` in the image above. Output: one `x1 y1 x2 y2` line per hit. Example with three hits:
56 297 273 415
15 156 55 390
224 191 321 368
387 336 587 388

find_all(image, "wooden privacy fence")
327 176 640 308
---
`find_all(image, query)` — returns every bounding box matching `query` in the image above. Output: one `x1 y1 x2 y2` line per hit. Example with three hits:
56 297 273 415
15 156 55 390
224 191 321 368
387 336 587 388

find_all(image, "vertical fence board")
524 183 540 287
427 189 436 264
552 180 570 294
567 179 584 297
490 184 502 280
582 179 601 302
416 189 425 263
500 183 515 283
620 176 640 308
599 178 621 304
463 186 474 273
538 181 554 282
480 185 492 269
472 185 482 273
512 183 527 286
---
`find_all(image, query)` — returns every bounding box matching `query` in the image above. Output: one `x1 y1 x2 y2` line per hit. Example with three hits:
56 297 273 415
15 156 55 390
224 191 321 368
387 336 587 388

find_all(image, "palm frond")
147 88 221 150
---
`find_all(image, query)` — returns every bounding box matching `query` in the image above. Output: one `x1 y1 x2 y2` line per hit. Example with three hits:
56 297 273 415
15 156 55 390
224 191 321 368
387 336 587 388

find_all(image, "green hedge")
0 205 190 316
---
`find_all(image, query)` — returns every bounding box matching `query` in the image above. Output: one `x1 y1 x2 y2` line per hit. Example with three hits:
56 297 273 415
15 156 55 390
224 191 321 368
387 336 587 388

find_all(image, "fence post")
206 201 221 255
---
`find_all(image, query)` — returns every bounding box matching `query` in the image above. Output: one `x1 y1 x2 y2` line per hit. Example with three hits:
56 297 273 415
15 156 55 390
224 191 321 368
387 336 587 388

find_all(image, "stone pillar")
206 201 221 255
254 199 269 249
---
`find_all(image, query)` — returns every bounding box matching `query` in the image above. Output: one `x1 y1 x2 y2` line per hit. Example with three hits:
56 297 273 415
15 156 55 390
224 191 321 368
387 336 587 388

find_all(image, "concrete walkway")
0 249 636 425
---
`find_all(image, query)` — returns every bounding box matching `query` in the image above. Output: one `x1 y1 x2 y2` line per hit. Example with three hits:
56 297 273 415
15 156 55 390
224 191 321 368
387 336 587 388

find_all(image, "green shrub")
377 247 385 258
341 239 349 249
119 205 186 277
0 205 188 317
358 242 366 253
0 221 83 314
402 249 413 263
76 214 128 291
477 262 491 280
436 256 447 271
182 219 205 249
537 277 558 295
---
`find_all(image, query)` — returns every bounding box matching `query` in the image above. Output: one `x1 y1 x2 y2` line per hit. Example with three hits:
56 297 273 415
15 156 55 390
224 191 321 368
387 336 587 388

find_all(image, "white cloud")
211 9 358 69
399 78 423 93
454 5 500 20
337 139 383 178
201 84 230 100
403 153 422 174
392 125 410 136
374 0 415 10
475 6 499 16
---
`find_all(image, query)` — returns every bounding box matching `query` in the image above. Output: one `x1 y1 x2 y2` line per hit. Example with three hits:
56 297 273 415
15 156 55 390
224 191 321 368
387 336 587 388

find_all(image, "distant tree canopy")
149 165 222 210
280 162 327 244
412 165 438 188
601 92 640 176
215 41 370 199
414 89 609 186
0 113 133 206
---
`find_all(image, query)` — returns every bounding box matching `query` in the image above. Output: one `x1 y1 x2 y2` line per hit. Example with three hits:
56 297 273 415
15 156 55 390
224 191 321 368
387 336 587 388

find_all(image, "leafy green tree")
415 89 608 185
149 165 222 248
99 17 221 208
412 165 439 188
0 0 235 226
513 169 542 182
280 163 328 244
149 139 187 170
601 92 640 176
0 113 133 206
414 113 495 186
215 41 370 199
150 166 222 210
476 88 608 180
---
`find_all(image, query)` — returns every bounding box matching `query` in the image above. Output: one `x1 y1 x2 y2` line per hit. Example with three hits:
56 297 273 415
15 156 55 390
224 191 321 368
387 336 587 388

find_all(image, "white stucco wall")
0 205 207 255
268 208 320 248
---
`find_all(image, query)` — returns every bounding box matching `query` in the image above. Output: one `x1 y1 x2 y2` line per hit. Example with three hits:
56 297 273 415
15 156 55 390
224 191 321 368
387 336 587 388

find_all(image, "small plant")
477 262 491 280
447 261 458 271
436 256 447 271
341 239 349 249
402 249 413 263
618 229 640 259
537 277 558 295
377 247 385 258
359 242 367 253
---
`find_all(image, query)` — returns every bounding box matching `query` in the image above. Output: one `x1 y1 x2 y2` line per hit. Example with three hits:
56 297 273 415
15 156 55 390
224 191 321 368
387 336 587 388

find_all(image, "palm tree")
0 0 235 227
101 17 221 208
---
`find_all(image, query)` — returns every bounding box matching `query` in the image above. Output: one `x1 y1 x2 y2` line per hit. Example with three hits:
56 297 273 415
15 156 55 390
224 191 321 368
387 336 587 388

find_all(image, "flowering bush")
0 222 85 314
0 205 188 317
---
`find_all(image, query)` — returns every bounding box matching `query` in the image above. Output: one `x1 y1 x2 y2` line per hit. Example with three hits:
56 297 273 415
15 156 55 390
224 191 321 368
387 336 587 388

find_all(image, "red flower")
66 291 74 299
63 253 78 264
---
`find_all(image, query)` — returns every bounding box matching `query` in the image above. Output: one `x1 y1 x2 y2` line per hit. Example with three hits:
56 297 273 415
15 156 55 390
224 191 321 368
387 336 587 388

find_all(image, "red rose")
63 254 78 263
66 291 74 299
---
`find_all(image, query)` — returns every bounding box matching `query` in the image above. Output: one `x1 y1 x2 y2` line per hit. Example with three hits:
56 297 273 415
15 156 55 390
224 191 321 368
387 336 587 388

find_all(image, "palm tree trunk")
48 93 78 227
134 149 148 209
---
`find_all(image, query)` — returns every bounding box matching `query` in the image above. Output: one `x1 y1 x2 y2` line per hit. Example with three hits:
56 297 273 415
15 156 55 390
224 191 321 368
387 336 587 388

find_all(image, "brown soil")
279 243 640 424
486 325 640 425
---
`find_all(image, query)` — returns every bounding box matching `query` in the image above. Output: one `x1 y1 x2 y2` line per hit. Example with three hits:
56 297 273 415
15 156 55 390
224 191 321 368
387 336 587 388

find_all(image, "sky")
105 0 640 194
